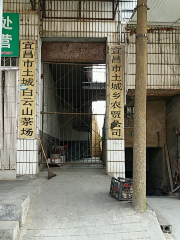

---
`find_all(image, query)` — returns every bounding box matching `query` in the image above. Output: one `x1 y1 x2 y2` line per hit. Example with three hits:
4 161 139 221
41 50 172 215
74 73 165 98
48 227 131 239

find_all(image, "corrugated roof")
128 0 180 27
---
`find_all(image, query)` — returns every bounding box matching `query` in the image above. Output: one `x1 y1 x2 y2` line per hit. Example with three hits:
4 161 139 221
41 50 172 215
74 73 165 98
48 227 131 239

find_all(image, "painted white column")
106 139 125 178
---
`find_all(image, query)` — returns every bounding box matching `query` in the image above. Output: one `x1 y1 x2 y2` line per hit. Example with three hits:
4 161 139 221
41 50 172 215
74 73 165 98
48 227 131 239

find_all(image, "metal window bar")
41 0 116 20
1 57 18 67
126 29 180 90
39 0 137 44
41 63 106 167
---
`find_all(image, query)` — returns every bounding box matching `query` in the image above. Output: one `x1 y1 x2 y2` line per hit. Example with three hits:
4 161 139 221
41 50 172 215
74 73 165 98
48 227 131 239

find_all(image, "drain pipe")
0 1 3 158
0 1 3 61
133 0 147 212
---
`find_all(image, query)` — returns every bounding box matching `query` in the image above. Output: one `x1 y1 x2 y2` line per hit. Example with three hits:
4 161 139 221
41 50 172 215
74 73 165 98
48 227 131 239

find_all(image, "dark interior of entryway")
41 62 106 166
125 147 165 196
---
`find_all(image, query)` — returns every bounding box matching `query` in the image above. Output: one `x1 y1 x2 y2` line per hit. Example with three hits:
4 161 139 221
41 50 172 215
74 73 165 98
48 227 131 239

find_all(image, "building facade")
0 0 180 193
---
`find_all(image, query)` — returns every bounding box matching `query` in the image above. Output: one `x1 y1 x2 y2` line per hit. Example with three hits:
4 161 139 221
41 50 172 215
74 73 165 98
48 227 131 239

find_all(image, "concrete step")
0 195 30 226
0 195 30 240
0 221 19 240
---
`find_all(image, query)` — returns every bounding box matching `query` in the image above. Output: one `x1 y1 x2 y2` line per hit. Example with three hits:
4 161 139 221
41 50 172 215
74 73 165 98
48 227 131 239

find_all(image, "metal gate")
41 63 106 166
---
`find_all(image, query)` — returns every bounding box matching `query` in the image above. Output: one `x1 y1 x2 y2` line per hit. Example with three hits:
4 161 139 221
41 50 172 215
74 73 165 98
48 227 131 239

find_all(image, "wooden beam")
113 0 120 19
78 0 82 19
164 143 174 192
41 112 105 115
30 0 36 11
39 0 46 18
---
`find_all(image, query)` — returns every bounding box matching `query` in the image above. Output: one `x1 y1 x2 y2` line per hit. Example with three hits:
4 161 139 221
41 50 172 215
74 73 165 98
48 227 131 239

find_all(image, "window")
126 106 134 118
1 57 18 67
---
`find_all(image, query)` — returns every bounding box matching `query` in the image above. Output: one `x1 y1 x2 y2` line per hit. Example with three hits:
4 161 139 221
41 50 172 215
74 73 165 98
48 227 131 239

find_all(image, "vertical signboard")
2 13 19 57
19 40 36 139
109 46 124 139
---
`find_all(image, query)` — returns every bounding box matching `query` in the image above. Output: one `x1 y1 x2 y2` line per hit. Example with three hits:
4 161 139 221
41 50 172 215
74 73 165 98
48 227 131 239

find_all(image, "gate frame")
41 62 106 166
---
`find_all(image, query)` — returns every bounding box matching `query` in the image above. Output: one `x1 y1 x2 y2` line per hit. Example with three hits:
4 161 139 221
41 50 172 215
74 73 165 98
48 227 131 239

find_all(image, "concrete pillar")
133 0 147 212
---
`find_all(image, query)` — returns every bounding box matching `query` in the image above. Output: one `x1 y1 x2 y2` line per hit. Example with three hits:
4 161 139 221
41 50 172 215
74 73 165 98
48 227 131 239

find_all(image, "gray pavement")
14 165 166 240
147 196 180 240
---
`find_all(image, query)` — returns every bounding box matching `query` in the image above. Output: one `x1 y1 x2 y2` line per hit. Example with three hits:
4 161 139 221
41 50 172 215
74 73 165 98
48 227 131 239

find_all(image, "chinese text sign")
19 40 36 139
2 13 19 57
109 46 124 139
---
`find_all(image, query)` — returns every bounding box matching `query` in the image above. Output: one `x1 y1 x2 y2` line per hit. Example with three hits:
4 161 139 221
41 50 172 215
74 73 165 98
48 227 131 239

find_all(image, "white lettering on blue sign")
20 85 28 90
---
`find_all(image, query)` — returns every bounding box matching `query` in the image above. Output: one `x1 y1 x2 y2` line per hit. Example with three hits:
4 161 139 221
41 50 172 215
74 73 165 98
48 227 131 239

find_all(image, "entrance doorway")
41 63 106 167
125 147 164 196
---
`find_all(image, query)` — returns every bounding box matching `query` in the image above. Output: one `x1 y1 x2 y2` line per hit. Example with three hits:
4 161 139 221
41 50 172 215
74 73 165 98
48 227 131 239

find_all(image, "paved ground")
14 165 166 240
147 196 180 240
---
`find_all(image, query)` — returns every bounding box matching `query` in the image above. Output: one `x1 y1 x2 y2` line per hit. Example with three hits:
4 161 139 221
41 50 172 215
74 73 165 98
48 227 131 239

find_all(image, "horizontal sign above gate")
1 13 19 57
41 42 106 63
